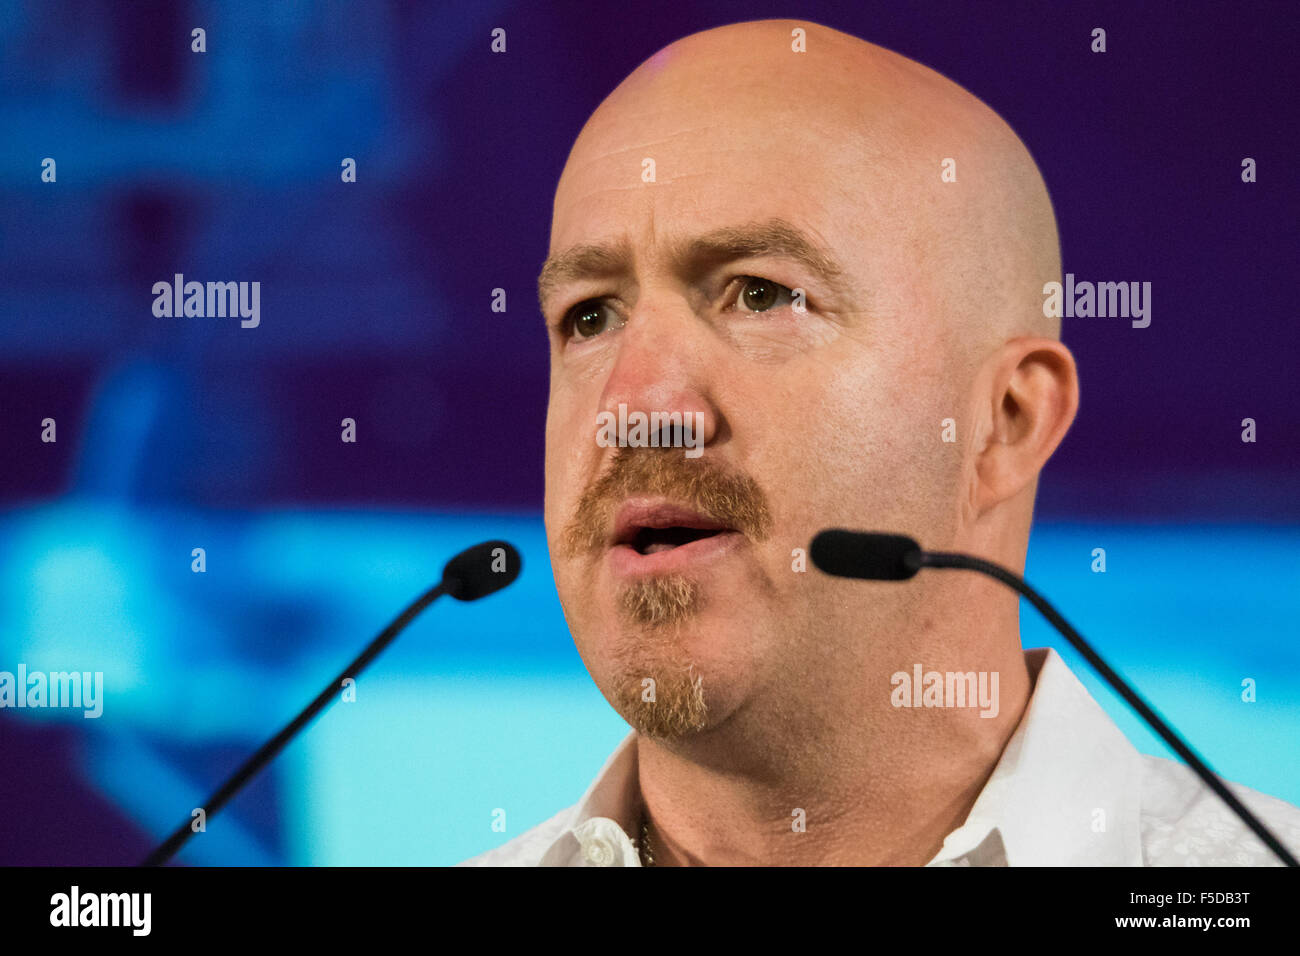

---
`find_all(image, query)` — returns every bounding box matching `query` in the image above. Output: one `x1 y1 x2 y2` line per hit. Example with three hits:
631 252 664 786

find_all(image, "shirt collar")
926 647 1146 866
539 732 642 866
540 647 1147 866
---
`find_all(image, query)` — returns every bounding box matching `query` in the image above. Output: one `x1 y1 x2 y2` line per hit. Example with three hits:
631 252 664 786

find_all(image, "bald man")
462 20 1300 866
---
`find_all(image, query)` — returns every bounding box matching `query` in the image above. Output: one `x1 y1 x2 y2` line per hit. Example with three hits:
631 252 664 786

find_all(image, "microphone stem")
141 581 448 866
919 550 1298 867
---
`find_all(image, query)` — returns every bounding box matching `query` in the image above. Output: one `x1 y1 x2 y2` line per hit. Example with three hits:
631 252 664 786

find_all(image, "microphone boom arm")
140 580 449 867
140 538 521 866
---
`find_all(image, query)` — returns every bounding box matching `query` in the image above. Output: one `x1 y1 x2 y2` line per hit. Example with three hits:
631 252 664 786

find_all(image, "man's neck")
634 646 1034 866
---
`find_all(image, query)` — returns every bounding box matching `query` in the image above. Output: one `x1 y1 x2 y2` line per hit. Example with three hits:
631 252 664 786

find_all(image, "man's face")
540 50 967 741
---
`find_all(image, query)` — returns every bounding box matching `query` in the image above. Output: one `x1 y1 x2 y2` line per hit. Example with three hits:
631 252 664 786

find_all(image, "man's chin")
610 661 710 741
597 573 708 740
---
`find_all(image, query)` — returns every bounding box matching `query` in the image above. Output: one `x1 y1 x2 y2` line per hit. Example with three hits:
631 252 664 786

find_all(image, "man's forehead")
552 93 869 212
545 87 935 291
544 122 868 300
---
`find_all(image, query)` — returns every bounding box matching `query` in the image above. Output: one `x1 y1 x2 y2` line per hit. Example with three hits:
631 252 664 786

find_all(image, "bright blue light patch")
1 504 1296 863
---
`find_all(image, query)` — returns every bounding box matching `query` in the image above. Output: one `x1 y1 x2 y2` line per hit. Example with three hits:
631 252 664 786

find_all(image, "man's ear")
972 337 1079 514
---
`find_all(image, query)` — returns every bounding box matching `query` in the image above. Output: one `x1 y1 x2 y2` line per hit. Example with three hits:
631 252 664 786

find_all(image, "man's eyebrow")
537 238 632 312
674 219 846 288
536 218 848 311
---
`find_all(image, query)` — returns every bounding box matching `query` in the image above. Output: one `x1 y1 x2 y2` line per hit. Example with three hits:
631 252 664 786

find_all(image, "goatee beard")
609 650 709 740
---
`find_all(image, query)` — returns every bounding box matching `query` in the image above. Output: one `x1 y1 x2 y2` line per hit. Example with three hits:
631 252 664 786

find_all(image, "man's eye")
565 300 622 339
733 276 794 313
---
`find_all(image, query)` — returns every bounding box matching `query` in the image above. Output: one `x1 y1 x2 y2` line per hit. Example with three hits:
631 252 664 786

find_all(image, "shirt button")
583 837 616 866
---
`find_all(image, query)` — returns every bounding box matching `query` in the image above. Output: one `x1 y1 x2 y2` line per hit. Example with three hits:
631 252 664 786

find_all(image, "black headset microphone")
810 528 1298 867
141 540 522 867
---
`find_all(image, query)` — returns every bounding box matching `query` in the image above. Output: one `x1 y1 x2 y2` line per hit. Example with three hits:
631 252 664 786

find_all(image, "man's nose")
595 300 720 451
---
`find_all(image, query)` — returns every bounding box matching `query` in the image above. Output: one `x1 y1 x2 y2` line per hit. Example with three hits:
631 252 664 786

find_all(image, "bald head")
552 19 1060 366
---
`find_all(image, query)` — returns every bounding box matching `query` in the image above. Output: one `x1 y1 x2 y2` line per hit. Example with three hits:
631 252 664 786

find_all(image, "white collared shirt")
458 647 1300 866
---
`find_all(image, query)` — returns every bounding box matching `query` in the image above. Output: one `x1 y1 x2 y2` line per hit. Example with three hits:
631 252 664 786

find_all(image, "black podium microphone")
810 528 1298 868
141 540 522 866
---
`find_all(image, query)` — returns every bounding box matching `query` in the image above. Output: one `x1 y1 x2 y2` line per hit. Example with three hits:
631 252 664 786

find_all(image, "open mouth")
606 501 743 576
629 525 727 555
